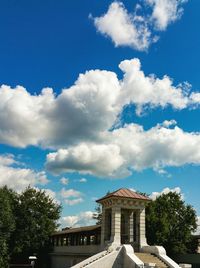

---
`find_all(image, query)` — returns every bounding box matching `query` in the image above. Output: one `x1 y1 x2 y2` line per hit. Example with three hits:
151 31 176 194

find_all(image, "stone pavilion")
51 188 180 268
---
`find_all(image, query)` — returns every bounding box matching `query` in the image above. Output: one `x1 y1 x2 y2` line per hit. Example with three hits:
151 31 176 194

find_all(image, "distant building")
50 188 181 268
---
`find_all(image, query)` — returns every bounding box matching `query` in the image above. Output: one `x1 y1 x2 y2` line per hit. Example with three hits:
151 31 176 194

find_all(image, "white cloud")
93 2 152 51
65 198 83 206
61 216 79 227
35 171 50 185
0 154 16 166
0 59 200 149
61 211 95 227
46 144 124 177
147 0 187 30
162 119 177 128
118 58 191 114
2 58 200 178
92 1 187 50
48 69 120 148
46 123 200 177
60 188 84 206
129 188 136 192
0 154 49 192
0 86 54 148
60 188 82 199
195 216 200 235
0 69 120 148
60 177 69 185
150 187 182 200
79 178 87 183
112 123 200 172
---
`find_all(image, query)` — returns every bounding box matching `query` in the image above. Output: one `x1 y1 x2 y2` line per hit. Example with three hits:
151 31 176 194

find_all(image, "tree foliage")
93 191 111 225
146 192 197 256
0 186 61 267
0 187 16 267
93 204 102 225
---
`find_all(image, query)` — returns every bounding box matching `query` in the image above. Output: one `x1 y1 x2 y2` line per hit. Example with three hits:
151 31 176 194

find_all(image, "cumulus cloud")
0 68 120 148
65 198 83 206
0 58 199 149
79 178 87 183
113 123 200 172
161 119 177 128
93 2 152 51
118 58 191 115
60 188 82 198
2 58 200 178
129 188 136 192
48 69 120 148
61 211 95 227
195 216 200 235
46 144 124 177
0 86 54 148
0 154 49 192
60 188 84 206
147 0 187 30
60 177 69 185
46 123 200 177
150 186 182 200
92 1 187 50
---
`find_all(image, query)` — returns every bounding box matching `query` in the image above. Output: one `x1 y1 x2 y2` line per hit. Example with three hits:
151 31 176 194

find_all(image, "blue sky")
0 0 200 228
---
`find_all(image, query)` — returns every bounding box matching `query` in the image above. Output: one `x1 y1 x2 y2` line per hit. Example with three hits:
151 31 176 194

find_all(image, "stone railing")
123 244 144 268
71 247 120 268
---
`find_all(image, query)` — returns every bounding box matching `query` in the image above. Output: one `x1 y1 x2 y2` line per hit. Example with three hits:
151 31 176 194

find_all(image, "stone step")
135 253 168 268
81 250 111 267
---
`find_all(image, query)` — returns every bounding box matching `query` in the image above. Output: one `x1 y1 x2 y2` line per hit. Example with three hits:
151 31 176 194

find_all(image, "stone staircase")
71 248 121 268
135 253 168 268
79 250 111 267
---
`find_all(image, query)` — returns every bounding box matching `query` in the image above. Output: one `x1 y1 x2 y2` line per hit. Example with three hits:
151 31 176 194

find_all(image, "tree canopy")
146 191 197 256
0 186 61 267
93 204 102 225
93 191 111 225
0 187 16 268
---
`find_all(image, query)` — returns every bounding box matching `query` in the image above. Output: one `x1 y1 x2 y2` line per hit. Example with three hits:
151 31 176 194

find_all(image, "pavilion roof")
96 188 151 203
52 225 101 236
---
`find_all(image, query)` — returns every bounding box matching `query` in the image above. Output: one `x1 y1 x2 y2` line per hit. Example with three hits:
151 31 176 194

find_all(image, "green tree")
93 204 102 225
0 187 16 267
11 187 61 267
0 186 61 267
146 192 197 256
93 191 111 225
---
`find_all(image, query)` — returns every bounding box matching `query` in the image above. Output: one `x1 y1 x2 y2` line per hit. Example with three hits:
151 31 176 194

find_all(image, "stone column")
110 206 121 246
139 208 147 248
56 236 59 246
101 207 106 247
129 211 134 243
60 236 64 246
